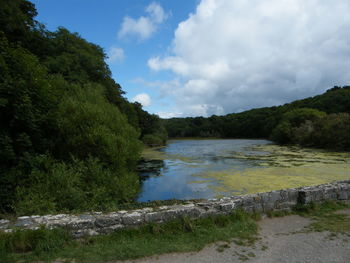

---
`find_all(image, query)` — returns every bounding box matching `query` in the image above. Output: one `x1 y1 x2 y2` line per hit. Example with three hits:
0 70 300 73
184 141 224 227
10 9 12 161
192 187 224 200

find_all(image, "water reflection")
137 139 270 202
138 139 350 202
138 159 165 179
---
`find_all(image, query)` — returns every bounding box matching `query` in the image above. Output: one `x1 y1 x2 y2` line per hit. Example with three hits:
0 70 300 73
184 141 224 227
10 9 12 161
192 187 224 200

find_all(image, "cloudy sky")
31 0 350 118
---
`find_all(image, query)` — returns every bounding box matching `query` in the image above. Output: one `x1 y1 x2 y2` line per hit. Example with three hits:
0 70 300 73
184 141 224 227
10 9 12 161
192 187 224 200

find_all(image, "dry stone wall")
1 180 350 237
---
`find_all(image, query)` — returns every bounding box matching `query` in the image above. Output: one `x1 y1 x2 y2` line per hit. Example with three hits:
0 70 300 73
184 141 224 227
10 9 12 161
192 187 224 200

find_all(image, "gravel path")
121 210 350 263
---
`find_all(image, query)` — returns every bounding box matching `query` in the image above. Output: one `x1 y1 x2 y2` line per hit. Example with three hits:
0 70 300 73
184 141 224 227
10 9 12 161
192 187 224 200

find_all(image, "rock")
121 212 144 225
1 181 349 237
0 219 10 229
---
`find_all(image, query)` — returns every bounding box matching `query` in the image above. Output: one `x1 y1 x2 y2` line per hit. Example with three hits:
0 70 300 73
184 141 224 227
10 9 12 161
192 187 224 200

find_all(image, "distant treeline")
0 0 167 214
164 86 350 150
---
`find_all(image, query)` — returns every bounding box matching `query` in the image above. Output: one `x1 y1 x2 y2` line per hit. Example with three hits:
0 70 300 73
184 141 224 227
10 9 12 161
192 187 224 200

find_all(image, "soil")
120 209 350 263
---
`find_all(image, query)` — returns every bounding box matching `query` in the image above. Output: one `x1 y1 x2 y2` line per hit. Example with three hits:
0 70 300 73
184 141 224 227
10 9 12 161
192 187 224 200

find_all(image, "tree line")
0 0 167 215
164 86 350 150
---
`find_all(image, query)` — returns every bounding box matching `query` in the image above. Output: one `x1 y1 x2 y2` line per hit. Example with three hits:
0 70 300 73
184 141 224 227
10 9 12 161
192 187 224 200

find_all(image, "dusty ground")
121 209 350 263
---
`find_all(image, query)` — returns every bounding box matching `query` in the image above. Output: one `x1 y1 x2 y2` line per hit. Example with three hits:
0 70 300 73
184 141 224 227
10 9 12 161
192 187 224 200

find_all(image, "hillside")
164 86 350 149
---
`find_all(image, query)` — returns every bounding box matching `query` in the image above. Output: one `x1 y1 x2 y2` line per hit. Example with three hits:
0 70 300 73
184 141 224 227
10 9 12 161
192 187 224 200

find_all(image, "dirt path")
121 210 350 263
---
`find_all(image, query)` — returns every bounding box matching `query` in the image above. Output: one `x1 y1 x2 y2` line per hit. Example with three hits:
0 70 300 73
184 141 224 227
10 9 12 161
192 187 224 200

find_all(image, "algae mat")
194 144 350 196
138 140 350 201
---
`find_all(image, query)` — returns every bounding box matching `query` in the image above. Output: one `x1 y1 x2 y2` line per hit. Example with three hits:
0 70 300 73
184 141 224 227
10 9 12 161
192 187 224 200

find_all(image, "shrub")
142 134 165 147
14 155 140 215
271 108 326 145
312 113 350 150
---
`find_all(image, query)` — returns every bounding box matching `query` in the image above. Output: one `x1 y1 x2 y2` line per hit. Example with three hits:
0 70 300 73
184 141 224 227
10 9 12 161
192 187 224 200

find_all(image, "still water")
137 139 350 202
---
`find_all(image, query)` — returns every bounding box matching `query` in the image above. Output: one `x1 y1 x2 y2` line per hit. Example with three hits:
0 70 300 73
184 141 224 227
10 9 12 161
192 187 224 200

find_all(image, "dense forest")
164 86 350 150
0 0 167 215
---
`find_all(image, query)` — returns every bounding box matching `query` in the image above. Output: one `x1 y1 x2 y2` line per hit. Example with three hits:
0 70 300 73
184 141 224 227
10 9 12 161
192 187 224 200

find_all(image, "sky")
30 0 350 118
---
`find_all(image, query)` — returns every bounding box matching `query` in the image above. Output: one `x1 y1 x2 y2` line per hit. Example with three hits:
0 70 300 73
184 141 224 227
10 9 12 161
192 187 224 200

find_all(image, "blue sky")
30 0 350 118
30 0 198 116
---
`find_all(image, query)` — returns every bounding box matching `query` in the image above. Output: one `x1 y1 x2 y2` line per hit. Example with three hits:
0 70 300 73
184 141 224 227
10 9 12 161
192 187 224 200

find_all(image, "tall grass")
1 210 258 262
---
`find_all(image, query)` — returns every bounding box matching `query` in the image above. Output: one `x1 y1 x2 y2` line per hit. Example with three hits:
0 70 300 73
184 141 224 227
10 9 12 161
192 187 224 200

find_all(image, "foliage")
133 102 168 145
0 0 38 45
312 113 350 149
14 155 140 215
271 110 350 150
55 84 141 168
0 0 167 214
142 134 165 147
43 27 111 84
0 35 59 211
271 108 326 145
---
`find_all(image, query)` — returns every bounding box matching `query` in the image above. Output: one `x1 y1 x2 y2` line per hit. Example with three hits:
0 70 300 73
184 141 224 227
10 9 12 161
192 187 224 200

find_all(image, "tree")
271 108 326 144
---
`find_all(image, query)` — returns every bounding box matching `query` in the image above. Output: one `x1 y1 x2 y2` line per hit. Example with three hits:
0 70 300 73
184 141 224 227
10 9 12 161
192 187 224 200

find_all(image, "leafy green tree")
132 102 168 145
0 0 38 45
55 83 141 169
164 87 350 141
312 113 350 150
15 155 141 215
0 0 161 214
271 108 326 144
42 27 111 84
0 35 59 211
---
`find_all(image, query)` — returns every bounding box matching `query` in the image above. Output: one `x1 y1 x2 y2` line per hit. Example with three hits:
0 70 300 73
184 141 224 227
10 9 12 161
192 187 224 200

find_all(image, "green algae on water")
194 144 350 196
142 146 202 163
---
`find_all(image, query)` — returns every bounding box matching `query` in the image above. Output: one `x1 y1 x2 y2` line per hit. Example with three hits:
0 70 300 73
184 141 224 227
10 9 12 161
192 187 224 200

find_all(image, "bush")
14 155 140 215
142 134 165 147
271 108 326 144
56 84 141 167
0 227 72 255
312 113 350 150
271 108 350 150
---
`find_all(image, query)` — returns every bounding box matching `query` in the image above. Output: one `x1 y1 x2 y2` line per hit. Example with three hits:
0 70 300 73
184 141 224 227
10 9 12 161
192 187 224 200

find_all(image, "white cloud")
156 111 183 119
106 47 124 63
118 2 168 41
118 16 155 40
131 77 182 99
132 93 152 107
148 0 350 117
146 2 168 24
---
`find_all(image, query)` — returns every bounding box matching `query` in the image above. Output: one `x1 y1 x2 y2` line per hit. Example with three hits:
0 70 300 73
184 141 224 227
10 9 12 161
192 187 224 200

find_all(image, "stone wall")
1 180 349 237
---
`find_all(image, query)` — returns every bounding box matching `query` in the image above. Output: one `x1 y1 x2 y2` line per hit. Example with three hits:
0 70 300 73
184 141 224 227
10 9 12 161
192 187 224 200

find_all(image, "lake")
137 139 350 202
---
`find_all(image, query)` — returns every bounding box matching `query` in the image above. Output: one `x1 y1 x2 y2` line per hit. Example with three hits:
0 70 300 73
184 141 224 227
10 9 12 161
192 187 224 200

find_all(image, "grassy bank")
0 210 258 262
1 201 349 263
294 201 350 233
267 201 350 234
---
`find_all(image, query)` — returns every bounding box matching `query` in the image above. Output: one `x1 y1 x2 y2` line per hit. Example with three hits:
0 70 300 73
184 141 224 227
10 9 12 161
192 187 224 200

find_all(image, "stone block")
180 207 202 218
121 212 144 225
95 215 120 227
0 219 10 229
287 189 298 203
269 191 283 204
160 209 180 221
145 212 164 223
15 217 34 227
219 202 236 212
252 203 264 213
66 219 95 230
